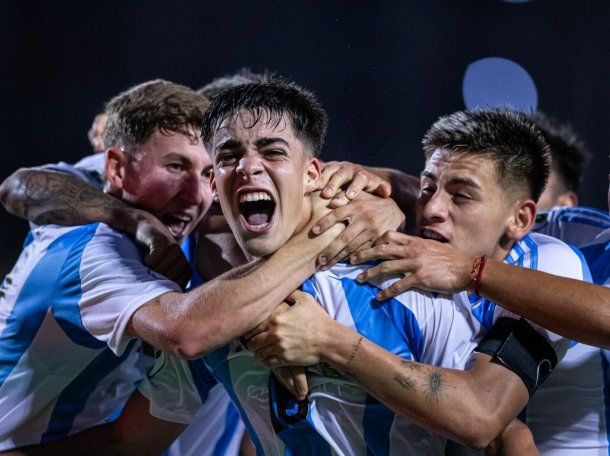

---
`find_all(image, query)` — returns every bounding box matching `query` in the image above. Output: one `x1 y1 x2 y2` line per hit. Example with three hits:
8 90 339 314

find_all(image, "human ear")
104 147 127 192
506 199 537 241
304 157 322 193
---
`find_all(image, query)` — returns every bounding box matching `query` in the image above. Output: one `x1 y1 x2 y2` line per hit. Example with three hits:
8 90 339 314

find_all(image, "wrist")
318 322 360 368
109 207 149 236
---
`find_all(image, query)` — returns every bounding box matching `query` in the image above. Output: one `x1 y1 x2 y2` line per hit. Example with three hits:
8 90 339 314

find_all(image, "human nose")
180 171 204 206
236 155 264 181
421 190 449 223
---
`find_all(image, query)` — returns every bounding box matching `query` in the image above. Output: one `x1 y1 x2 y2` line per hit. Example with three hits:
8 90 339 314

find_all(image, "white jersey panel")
471 232 603 455
77 223 181 355
201 263 479 455
0 221 175 449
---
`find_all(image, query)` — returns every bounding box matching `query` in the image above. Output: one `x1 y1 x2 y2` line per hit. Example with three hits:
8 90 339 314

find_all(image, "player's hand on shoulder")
312 191 405 268
134 212 192 289
320 161 391 200
351 231 474 299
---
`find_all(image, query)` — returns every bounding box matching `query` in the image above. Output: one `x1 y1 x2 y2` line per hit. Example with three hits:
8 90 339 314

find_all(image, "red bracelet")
471 255 488 297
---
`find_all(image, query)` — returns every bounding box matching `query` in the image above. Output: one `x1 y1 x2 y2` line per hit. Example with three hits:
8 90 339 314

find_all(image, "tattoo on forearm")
424 367 452 404
394 372 417 390
16 170 122 226
346 335 364 374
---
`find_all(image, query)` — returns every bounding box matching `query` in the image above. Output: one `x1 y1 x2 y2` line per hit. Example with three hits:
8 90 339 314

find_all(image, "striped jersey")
145 260 568 456
0 222 181 450
44 154 245 455
530 206 610 455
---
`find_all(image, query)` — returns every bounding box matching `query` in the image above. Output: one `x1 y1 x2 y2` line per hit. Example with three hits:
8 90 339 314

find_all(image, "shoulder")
513 233 590 281
534 206 610 247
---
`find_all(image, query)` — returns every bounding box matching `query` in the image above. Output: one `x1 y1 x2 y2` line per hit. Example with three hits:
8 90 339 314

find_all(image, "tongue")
247 212 270 226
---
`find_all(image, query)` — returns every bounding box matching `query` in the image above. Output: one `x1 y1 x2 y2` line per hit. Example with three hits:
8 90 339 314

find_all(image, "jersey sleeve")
138 352 208 424
77 224 181 355
492 234 590 362
534 207 610 248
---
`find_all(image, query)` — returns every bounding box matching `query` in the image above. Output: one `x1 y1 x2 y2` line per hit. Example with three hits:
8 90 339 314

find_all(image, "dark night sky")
1 0 609 276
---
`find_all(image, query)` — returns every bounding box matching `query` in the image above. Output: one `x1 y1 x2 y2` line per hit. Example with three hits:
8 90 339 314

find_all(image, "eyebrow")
420 171 482 190
254 137 290 148
164 153 191 165
216 139 241 152
447 177 482 190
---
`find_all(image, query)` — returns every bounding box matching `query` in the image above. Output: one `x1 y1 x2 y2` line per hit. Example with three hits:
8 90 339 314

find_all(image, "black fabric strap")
475 317 558 396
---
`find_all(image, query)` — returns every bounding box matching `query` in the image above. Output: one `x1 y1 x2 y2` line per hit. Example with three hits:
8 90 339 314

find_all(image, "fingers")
317 221 366 268
356 259 415 284
311 204 351 236
377 275 419 300
323 230 372 269
272 367 301 399
291 367 309 400
371 181 392 198
350 242 410 264
373 230 412 247
246 331 271 351
321 166 358 199
145 244 192 289
343 171 369 200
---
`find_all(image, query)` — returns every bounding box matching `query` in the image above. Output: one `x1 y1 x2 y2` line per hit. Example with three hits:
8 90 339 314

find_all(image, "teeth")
423 230 444 241
172 214 192 222
239 192 272 203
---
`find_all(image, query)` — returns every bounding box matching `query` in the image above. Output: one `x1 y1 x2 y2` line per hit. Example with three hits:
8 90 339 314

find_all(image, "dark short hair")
422 108 551 201
197 68 267 99
103 79 210 150
201 77 328 157
529 112 591 193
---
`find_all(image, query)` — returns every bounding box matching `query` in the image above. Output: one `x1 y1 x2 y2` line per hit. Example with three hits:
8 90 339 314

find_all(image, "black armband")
474 317 558 397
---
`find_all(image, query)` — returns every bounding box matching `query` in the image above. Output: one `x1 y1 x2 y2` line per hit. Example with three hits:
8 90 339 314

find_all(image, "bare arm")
352 232 610 350
247 295 528 450
0 167 191 287
485 419 539 456
128 211 345 359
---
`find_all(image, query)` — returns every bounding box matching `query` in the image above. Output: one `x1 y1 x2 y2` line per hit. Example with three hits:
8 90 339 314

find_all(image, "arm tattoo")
394 372 417 390
345 335 364 375
424 367 452 404
12 170 124 226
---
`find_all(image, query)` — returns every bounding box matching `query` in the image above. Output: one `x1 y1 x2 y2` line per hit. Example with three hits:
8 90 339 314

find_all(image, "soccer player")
103 85 578 454
333 115 609 454
0 79 352 452
237 105 592 453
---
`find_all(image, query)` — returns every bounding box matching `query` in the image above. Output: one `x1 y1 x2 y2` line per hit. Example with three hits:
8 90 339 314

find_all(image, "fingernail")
349 254 357 263
322 188 332 197
312 225 321 234
347 190 356 198
319 256 327 265
356 274 364 282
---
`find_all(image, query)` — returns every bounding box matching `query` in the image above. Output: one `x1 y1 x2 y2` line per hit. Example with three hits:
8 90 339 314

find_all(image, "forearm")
485 419 539 456
0 168 142 232
478 260 610 349
319 323 524 449
134 224 343 358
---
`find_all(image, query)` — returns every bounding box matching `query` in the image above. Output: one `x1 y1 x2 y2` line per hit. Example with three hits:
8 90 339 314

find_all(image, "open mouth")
238 191 276 233
420 229 449 243
160 213 193 239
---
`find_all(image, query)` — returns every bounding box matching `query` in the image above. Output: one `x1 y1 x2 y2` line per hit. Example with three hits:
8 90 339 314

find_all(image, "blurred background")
1 0 609 276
